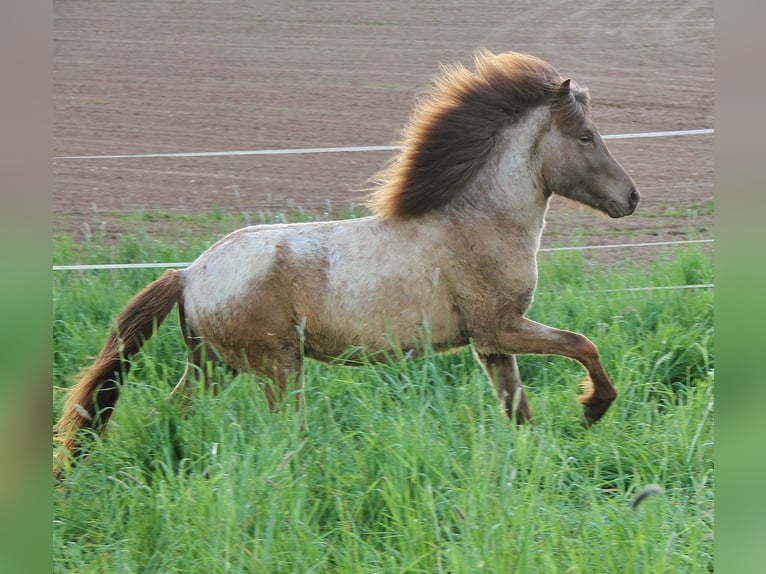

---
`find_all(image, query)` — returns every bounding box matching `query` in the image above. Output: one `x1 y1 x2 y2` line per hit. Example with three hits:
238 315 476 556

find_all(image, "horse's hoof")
582 404 608 426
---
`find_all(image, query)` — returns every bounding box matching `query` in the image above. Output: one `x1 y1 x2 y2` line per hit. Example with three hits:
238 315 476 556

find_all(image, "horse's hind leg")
168 307 234 411
474 351 532 424
167 349 226 412
253 351 304 413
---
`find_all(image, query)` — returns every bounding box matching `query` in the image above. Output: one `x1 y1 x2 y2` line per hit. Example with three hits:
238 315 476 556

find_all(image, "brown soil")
54 0 713 263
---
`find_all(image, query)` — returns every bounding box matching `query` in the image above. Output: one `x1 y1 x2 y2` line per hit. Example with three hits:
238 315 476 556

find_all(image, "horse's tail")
53 268 185 476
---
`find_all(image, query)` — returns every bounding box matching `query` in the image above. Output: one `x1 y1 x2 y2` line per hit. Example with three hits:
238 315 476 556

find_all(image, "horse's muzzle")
607 186 639 218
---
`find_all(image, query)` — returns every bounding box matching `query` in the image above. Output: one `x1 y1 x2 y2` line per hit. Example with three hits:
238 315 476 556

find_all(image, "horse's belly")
302 297 467 362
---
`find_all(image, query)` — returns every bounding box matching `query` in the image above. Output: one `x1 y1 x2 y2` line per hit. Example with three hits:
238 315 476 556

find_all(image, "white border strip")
53 128 714 161
52 238 713 271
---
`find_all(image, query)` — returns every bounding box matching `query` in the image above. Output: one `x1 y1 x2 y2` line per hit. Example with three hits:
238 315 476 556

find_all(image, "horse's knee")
566 332 600 363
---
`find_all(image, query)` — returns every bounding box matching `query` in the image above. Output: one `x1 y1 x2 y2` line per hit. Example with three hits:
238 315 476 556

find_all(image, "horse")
54 50 638 475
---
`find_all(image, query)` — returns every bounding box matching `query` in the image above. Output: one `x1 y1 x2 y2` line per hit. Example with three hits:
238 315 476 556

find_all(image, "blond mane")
367 50 587 218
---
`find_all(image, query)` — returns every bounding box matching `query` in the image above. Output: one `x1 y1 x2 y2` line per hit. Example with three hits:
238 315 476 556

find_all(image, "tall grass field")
53 223 713 573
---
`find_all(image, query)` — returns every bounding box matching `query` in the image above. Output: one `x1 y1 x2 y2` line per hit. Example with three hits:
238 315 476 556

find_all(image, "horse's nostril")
629 187 639 208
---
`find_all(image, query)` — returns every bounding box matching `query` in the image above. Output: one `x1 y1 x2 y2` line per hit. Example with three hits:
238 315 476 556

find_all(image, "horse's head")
539 79 639 218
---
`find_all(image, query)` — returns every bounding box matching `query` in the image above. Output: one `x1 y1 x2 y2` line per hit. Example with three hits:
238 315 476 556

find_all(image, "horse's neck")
466 108 551 245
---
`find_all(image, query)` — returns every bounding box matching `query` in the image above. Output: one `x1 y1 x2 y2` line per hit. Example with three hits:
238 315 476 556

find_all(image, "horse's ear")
555 79 571 98
551 79 573 109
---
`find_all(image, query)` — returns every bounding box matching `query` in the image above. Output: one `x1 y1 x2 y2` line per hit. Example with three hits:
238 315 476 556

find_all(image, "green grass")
53 226 713 573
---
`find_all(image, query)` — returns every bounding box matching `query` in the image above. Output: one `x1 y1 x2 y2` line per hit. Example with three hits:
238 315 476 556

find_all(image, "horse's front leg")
493 317 617 424
473 351 532 424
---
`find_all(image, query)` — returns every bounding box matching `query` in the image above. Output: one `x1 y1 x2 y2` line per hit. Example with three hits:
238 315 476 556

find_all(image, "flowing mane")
368 50 589 218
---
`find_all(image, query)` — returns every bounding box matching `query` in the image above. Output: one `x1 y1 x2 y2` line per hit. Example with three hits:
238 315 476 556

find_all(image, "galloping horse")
54 50 638 474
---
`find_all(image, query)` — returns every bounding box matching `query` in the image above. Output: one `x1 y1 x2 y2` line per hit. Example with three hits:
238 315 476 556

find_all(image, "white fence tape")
53 128 714 161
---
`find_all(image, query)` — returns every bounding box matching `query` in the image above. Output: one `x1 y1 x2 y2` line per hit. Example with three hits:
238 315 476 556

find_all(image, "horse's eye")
579 133 593 144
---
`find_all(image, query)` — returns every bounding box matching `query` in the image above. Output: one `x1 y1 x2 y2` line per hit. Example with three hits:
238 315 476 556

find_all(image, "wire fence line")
53 128 713 161
538 238 713 253
53 238 713 272
53 181 715 217
536 283 713 296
